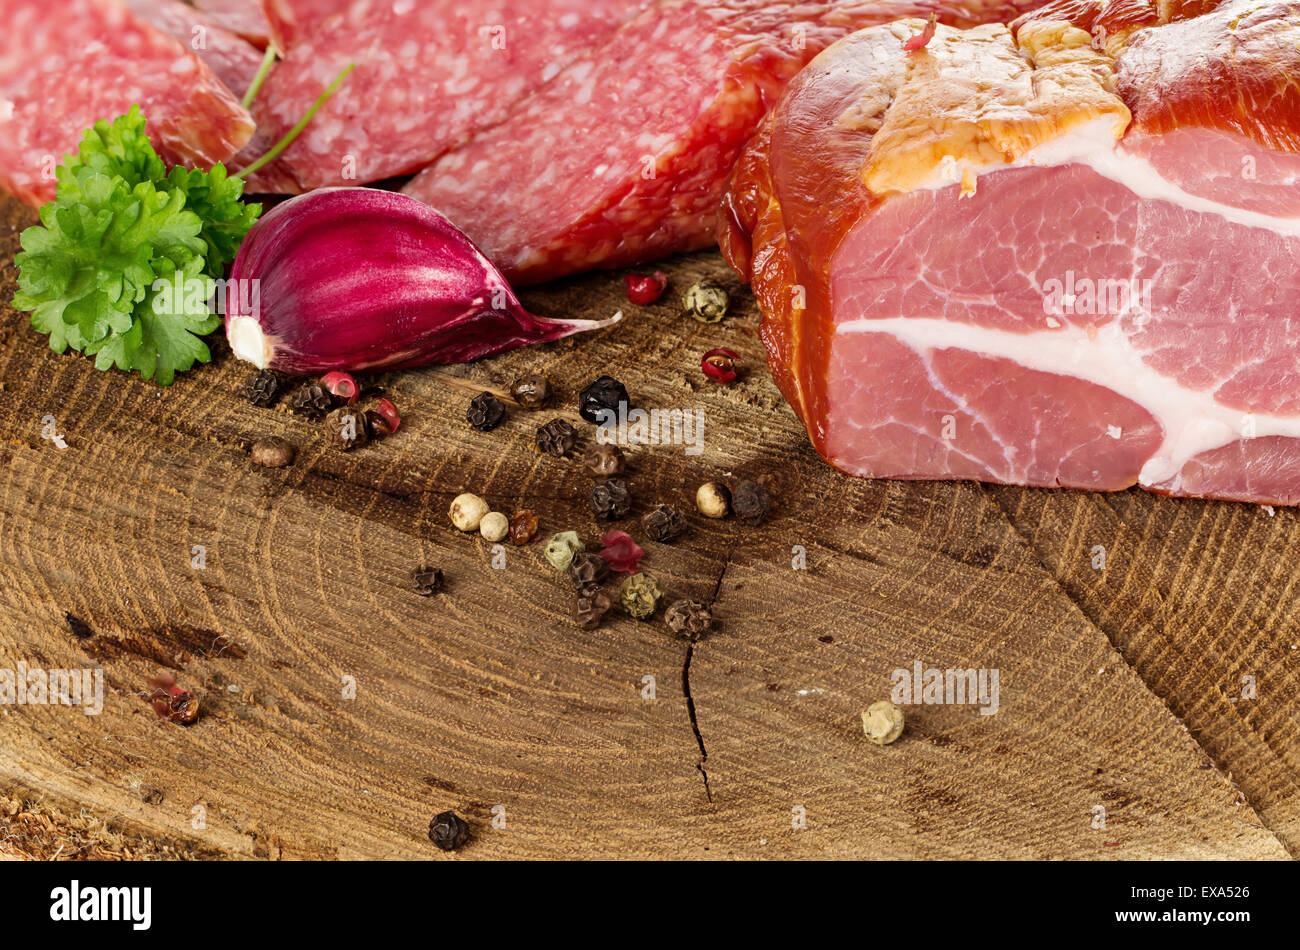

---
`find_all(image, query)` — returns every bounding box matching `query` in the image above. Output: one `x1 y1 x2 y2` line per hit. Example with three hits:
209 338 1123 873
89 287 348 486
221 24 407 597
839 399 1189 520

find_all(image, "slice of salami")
0 0 256 207
260 0 352 52
244 0 647 194
128 0 266 99
402 0 1055 285
192 0 272 47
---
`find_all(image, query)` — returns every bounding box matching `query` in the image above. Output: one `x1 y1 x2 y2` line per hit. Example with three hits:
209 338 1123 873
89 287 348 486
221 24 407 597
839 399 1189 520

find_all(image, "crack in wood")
680 543 739 805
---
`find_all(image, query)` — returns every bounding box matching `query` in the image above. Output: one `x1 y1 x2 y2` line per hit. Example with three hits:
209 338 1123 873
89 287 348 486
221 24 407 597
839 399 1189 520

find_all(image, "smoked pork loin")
720 0 1300 504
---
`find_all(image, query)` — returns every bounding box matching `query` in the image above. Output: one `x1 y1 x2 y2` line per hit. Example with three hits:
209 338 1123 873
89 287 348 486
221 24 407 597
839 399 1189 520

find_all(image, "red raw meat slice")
128 0 267 98
243 0 646 194
0 0 256 207
260 0 350 52
403 0 1053 286
720 4 1300 505
193 0 272 46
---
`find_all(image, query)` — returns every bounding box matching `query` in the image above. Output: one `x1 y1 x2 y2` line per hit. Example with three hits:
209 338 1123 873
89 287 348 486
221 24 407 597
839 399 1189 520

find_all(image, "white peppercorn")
479 511 509 542
695 481 731 519
449 492 489 532
861 701 905 745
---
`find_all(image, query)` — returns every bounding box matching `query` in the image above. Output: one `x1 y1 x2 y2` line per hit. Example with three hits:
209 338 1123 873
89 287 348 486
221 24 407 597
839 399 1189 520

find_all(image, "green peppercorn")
544 531 584 570
620 572 662 620
682 278 729 323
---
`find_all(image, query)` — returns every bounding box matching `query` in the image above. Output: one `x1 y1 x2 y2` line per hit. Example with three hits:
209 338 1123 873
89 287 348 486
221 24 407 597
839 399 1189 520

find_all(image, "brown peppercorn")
244 369 282 407
411 567 444 596
288 382 336 418
326 407 370 451
731 479 772 525
590 478 631 520
508 510 539 545
583 443 625 477
428 810 470 851
695 481 731 519
250 436 296 468
536 418 577 457
664 599 714 641
566 551 609 593
573 590 613 629
510 373 553 409
466 391 506 431
642 504 687 542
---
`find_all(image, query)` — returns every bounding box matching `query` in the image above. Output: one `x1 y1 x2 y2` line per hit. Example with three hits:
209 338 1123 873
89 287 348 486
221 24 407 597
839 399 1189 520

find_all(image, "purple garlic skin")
224 187 620 374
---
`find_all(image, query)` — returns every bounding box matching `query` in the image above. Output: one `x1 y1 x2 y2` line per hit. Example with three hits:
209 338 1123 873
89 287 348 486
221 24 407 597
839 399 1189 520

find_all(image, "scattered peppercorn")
695 481 731 519
544 531 584 570
566 551 609 594
244 369 282 407
449 492 490 531
583 443 625 477
365 409 395 439
590 478 632 520
466 391 506 431
701 347 741 384
536 418 577 457
664 599 714 641
683 278 729 323
411 567 444 596
373 397 402 434
326 407 370 451
597 529 645 573
732 479 772 525
579 375 630 424
428 810 470 851
479 511 509 542
625 270 668 305
320 371 360 404
862 701 905 745
250 436 295 468
510 373 553 409
147 673 199 725
620 572 663 619
288 382 336 418
574 590 613 629
643 504 688 542
509 510 539 545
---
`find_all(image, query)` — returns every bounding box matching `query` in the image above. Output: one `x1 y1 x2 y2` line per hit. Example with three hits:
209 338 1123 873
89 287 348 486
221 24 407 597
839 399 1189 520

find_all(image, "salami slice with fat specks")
402 0 1053 285
260 0 351 52
0 0 256 208
128 0 266 99
241 0 647 194
193 0 272 47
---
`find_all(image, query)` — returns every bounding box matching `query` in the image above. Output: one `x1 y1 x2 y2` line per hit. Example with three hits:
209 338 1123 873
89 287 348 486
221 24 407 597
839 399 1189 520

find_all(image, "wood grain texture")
0 195 1293 859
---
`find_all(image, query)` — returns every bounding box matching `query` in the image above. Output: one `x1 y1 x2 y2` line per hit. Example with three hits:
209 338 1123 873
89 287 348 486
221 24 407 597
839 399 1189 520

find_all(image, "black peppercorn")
288 382 336 418
732 479 772 525
589 478 631 520
566 551 609 593
411 567 444 596
574 590 613 629
428 810 470 851
536 418 577 457
664 599 714 641
578 375 630 424
510 373 553 409
643 504 688 542
244 369 282 407
466 391 506 431
326 407 370 451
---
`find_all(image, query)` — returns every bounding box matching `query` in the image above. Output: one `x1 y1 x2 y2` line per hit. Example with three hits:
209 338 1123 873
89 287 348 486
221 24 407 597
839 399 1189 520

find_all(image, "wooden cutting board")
0 195 1294 859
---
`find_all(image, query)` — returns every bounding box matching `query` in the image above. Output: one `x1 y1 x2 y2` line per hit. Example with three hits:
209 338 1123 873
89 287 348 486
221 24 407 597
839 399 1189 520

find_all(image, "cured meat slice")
403 0 1054 286
128 0 266 98
192 0 272 46
260 0 350 52
0 0 256 207
720 4 1300 504
245 0 646 194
